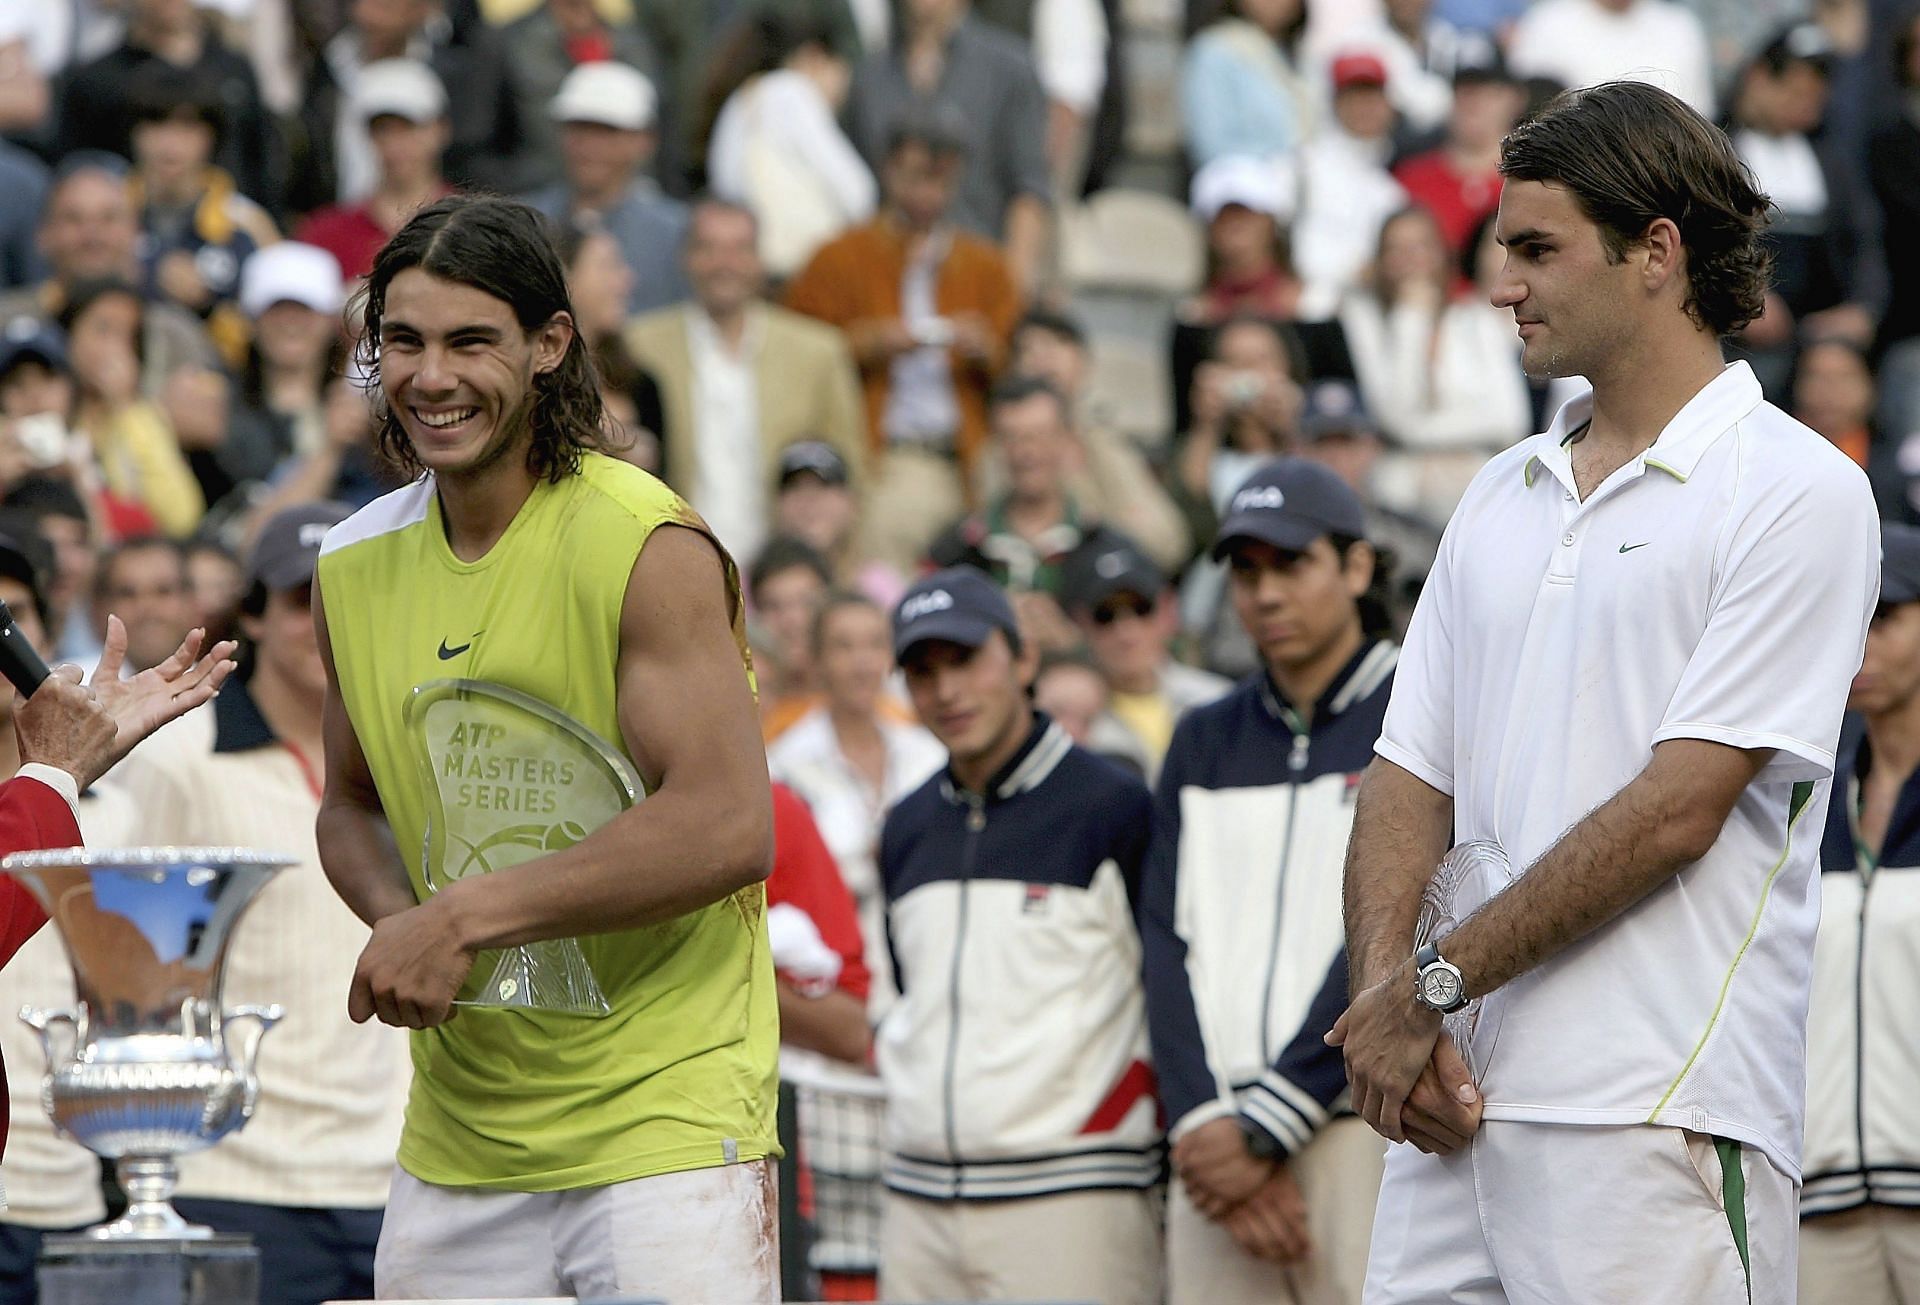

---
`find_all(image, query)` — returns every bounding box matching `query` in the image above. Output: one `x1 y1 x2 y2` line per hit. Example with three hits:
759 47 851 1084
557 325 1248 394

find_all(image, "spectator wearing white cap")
1182 0 1317 168
292 0 521 213
295 60 455 284
500 0 663 197
1291 52 1410 306
1183 156 1304 326
523 61 690 317
210 243 354 524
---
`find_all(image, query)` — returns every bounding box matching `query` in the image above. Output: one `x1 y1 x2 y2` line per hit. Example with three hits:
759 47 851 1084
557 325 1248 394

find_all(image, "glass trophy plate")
1415 840 1515 1082
405 679 644 1016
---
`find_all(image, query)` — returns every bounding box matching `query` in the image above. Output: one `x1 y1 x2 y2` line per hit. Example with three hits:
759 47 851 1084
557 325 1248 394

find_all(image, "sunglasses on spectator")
1091 594 1155 626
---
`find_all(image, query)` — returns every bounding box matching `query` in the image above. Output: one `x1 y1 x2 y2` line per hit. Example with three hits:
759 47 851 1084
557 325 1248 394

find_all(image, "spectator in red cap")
1391 49 1527 255
1293 52 1409 304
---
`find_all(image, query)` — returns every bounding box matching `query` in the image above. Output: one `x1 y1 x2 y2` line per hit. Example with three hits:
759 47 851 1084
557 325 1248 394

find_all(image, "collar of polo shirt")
1522 363 1765 491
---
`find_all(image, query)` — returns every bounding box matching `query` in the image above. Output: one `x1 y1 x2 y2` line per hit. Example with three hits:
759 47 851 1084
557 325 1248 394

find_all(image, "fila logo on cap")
1233 485 1286 513
1095 551 1129 578
298 523 331 548
901 589 955 623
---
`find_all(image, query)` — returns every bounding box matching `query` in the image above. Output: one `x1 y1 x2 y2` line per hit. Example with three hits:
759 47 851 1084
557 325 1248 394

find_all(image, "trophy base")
37 1233 258 1305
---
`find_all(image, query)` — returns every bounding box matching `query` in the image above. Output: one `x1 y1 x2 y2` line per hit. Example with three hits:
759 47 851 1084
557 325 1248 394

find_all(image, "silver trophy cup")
0 847 292 1240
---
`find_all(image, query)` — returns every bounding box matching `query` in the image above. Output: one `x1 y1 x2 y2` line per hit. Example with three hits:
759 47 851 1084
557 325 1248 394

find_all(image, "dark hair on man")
4 477 88 525
808 588 884 658
1498 80 1772 337
685 194 760 246
127 61 226 140
700 11 839 150
1326 532 1397 641
747 534 832 604
96 535 186 599
988 373 1070 423
352 195 621 483
886 104 970 160
1015 308 1086 349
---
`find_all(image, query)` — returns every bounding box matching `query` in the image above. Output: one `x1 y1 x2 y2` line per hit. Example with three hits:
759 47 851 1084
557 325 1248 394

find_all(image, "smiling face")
40 172 138 284
1490 178 1645 380
376 267 573 481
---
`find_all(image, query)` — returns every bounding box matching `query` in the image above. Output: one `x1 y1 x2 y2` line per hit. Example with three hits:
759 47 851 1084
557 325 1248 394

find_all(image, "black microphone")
0 599 50 698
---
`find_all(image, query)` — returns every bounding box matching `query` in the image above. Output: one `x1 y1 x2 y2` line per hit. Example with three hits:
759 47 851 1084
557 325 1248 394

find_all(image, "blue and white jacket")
1142 640 1397 1154
1805 715 1920 1215
876 714 1160 1201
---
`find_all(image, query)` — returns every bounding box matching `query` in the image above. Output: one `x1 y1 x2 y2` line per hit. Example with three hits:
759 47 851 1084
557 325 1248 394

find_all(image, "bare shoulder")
619 524 741 654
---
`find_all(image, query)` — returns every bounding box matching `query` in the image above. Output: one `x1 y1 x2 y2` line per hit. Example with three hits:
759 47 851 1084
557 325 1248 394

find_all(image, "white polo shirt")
1378 362 1878 1176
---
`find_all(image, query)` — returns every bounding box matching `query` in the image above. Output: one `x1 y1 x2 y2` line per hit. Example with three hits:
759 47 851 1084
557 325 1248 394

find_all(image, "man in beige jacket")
624 197 865 565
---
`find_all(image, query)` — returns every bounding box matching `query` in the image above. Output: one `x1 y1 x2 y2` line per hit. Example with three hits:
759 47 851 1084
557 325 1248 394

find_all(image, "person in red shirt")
767 781 871 1063
1391 51 1528 259
294 60 454 284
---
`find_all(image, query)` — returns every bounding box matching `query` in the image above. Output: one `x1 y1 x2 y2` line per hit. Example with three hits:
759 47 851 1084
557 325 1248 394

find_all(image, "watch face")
1421 967 1463 1010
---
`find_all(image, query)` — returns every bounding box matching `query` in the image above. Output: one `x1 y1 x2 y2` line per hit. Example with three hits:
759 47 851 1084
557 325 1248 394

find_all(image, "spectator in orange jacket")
785 107 1023 575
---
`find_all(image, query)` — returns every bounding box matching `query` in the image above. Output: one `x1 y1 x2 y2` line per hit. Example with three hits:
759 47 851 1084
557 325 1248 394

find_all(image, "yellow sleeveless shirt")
316 453 778 1191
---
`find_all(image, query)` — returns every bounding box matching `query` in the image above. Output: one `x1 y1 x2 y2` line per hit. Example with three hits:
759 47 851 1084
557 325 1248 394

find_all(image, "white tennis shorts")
374 1159 778 1301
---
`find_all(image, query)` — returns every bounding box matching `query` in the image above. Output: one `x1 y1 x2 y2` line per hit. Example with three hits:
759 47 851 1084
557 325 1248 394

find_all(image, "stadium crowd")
0 0 1912 1301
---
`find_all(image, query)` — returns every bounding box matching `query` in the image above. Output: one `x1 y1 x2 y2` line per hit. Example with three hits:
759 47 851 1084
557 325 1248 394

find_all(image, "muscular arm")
313 576 417 926
1342 757 1454 990
1440 738 1769 999
439 525 773 947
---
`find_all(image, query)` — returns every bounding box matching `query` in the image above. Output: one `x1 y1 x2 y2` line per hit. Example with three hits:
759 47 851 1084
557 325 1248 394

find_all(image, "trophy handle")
220 1004 282 1116
18 1006 77 1066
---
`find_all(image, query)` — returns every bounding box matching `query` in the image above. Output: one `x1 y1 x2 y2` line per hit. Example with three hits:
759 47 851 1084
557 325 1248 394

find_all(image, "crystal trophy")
1415 840 1515 1082
405 679 644 1015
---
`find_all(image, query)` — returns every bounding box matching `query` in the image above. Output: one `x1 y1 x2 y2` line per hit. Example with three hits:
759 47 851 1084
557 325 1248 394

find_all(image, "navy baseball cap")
1212 458 1369 561
1882 523 1920 606
247 501 352 590
0 317 67 381
1301 379 1375 441
777 440 850 488
1061 538 1164 613
893 566 1020 660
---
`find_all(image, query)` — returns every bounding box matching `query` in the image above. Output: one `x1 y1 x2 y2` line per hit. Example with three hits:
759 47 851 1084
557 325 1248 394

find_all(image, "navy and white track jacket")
1805 715 1920 1215
1142 640 1397 1154
876 714 1160 1201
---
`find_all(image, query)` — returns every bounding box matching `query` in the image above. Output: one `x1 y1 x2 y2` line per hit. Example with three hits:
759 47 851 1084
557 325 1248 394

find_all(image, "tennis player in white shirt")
1331 80 1880 1303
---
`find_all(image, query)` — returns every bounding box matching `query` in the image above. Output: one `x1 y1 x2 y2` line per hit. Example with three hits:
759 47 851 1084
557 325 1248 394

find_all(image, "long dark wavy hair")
1499 81 1772 338
351 195 620 483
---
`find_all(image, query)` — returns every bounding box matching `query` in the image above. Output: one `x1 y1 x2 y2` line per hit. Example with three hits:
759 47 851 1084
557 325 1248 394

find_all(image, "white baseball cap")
1190 155 1298 224
240 242 346 320
354 59 448 125
551 61 657 131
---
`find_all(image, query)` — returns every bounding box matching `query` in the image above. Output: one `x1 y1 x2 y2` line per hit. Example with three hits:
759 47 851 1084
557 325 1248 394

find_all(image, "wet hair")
352 195 622 483
1499 80 1772 337
808 588 884 658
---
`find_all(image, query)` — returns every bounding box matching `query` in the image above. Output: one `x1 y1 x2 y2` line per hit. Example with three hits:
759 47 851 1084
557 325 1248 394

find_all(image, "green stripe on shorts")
1715 1136 1750 1302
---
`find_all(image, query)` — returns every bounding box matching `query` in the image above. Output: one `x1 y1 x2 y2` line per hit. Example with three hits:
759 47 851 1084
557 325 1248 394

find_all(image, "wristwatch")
1412 943 1468 1014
